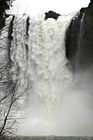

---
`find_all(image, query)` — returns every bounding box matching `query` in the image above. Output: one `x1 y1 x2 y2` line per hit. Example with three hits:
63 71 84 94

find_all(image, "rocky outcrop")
65 0 93 72
45 11 60 20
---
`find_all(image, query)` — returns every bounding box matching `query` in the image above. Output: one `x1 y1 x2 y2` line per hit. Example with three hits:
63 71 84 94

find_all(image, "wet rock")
65 0 93 72
45 11 60 20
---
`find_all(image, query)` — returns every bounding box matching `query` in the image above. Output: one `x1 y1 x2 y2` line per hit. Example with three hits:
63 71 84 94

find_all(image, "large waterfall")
0 11 93 136
11 14 73 108
11 14 73 135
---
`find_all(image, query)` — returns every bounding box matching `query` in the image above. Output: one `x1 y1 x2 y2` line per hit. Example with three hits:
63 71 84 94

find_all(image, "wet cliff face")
65 0 93 72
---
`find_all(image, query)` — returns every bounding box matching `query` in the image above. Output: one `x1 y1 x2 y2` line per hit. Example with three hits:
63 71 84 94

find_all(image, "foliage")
0 0 14 30
0 0 14 16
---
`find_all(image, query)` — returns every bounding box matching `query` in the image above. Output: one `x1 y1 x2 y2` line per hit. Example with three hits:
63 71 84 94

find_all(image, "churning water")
16 136 93 140
1 12 93 136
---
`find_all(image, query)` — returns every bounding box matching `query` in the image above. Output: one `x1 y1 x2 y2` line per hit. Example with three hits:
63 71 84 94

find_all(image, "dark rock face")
45 11 60 20
8 16 15 64
65 12 83 71
65 0 93 72
26 16 30 37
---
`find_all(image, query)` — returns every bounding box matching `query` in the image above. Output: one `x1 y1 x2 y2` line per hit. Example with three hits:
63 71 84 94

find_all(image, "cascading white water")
1 12 93 136
11 14 73 108
9 13 74 135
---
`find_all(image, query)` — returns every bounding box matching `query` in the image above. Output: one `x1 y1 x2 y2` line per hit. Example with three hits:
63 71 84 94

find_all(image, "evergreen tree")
0 0 14 30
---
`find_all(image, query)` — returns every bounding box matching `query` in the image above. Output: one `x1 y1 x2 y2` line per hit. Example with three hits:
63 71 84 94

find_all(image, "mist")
17 68 93 136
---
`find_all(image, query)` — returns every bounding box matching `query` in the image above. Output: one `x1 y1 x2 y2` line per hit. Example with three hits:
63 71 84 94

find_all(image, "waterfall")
76 13 85 71
10 14 74 110
1 11 93 136
8 13 74 135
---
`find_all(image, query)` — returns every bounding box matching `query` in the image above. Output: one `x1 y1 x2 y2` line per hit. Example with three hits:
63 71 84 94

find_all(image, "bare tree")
0 18 27 140
0 78 27 139
0 2 28 139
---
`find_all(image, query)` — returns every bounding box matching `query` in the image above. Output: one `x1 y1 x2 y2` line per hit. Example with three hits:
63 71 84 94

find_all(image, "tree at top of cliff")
45 11 60 20
0 0 14 31
0 0 14 17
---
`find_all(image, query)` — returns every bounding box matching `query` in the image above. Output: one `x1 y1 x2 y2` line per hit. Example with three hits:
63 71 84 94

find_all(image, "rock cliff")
65 0 93 72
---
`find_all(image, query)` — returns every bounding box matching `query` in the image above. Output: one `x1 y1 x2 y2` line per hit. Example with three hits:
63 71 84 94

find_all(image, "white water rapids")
1 13 93 136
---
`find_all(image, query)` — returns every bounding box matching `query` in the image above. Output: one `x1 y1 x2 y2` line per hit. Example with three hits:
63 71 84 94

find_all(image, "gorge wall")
65 0 93 72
